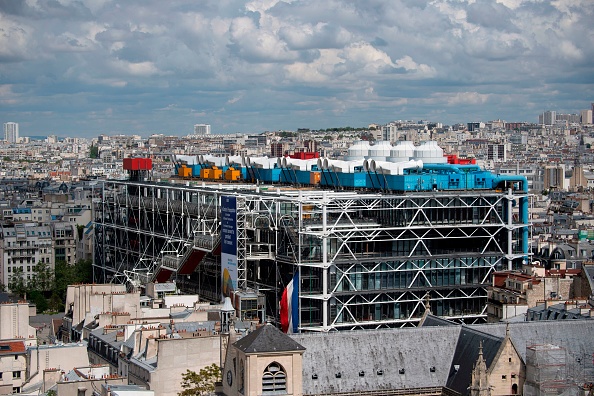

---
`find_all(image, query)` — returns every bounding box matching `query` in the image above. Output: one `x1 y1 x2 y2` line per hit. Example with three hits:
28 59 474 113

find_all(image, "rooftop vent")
376 369 384 376
335 372 341 379
430 366 436 373
359 371 365 377
454 365 460 372
312 374 318 380
399 369 405 375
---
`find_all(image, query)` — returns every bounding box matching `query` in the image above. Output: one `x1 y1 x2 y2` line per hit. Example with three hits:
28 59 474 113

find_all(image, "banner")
221 196 237 298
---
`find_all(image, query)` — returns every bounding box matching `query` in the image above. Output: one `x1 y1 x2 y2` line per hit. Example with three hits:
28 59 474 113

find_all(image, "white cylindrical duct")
388 141 415 162
326 160 365 173
413 141 447 163
226 155 244 167
175 155 199 165
367 140 393 161
345 140 371 161
247 157 277 169
371 159 423 175
204 156 226 167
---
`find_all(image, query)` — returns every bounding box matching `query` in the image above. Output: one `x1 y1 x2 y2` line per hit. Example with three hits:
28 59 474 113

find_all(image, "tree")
30 262 54 291
89 144 99 159
178 364 221 396
8 267 27 297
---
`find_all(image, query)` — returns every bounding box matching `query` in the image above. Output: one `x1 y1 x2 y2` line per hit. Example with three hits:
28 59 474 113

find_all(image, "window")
13 371 21 379
502 375 507 380
262 362 287 394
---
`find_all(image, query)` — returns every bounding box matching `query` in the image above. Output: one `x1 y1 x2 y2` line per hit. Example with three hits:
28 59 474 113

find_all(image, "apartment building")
0 224 54 289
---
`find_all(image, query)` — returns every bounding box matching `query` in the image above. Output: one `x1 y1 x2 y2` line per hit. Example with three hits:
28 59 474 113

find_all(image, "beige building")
223 324 305 396
0 224 54 290
62 284 136 342
0 341 27 395
0 301 36 345
487 269 580 322
88 320 223 396
43 364 126 396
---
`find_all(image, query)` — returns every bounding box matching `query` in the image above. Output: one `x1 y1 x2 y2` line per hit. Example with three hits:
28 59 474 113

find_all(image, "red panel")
178 250 206 275
123 157 153 170
155 268 173 283
142 158 153 170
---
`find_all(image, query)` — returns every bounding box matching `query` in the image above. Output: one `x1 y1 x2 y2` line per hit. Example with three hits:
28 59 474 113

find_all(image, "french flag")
280 271 299 333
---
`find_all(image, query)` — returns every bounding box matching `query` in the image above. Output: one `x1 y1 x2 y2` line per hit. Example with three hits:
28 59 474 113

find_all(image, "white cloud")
0 0 592 135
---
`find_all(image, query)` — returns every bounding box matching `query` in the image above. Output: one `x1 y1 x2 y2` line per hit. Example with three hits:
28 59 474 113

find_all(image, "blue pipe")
422 164 463 174
491 175 529 257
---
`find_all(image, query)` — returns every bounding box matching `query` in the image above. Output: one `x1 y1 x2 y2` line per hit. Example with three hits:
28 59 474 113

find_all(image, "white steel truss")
95 180 530 331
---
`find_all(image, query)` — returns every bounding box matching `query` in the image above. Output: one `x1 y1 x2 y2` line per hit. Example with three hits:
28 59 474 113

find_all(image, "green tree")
178 364 221 396
54 260 78 302
89 144 99 159
30 262 54 291
28 290 49 313
8 267 27 297
75 259 93 284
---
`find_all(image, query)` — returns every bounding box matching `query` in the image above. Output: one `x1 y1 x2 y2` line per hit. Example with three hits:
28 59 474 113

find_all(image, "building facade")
194 124 211 136
94 173 529 331
3 122 18 144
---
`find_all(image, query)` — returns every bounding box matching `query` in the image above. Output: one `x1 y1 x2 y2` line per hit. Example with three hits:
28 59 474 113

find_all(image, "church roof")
234 323 306 354
294 326 460 395
446 326 504 395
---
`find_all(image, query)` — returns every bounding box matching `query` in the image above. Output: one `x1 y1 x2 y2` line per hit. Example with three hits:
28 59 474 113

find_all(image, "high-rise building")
487 143 507 162
3 122 19 143
382 124 398 142
581 109 593 125
538 111 556 126
194 124 211 135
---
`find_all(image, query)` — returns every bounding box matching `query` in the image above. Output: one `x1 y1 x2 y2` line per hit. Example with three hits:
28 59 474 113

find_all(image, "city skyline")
1 0 593 138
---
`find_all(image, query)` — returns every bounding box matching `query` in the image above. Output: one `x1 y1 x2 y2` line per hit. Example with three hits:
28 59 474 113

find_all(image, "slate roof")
234 323 305 354
446 327 504 395
583 264 594 294
293 318 594 396
420 313 458 327
473 320 594 364
293 326 460 395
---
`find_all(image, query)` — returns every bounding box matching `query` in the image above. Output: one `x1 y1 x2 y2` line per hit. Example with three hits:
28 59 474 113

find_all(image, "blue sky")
1 0 593 137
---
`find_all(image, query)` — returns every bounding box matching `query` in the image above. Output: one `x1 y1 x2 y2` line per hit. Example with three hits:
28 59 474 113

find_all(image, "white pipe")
174 155 199 165
204 156 226 167
325 160 365 173
247 157 277 169
226 155 244 167
371 160 423 175
284 158 319 171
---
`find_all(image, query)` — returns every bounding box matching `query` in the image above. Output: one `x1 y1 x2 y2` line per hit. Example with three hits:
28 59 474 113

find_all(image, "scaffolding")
524 344 582 396
94 179 530 332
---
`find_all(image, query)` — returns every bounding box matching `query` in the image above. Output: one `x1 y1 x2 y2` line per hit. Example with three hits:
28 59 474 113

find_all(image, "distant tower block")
3 122 19 143
194 124 211 136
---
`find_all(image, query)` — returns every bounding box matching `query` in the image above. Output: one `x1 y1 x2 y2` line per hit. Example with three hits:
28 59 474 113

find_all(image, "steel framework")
94 180 529 332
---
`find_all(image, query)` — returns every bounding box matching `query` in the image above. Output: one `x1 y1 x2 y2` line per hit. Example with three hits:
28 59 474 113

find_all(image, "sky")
1 0 593 137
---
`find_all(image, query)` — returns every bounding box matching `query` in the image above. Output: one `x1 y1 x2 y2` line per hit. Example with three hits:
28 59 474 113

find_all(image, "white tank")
388 141 415 162
367 140 393 161
413 141 447 163
345 140 371 161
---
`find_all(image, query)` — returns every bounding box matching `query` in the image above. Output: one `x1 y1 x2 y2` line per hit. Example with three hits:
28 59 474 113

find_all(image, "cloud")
0 0 592 136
